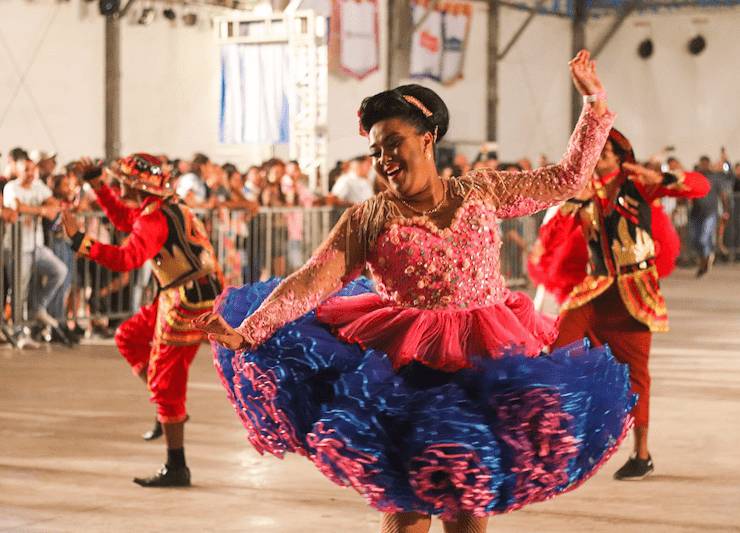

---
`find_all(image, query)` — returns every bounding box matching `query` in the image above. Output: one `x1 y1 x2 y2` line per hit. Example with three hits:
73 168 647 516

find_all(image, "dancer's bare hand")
61 209 81 238
193 312 245 350
569 50 604 97
623 162 663 186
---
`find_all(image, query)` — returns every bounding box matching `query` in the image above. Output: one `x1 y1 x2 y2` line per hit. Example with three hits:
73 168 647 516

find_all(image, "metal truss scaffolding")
216 11 329 190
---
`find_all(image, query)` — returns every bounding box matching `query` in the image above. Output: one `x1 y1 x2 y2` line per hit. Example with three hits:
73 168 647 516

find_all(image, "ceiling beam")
119 0 138 17
591 0 641 58
498 0 570 19
412 0 438 32
497 0 547 60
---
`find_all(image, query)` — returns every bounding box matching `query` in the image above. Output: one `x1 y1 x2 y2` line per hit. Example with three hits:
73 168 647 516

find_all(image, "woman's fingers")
193 312 229 334
208 332 241 350
192 312 213 328
571 49 588 65
208 333 234 346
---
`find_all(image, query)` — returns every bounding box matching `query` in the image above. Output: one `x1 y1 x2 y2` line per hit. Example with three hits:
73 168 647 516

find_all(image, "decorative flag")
410 0 443 81
331 0 380 80
440 3 472 84
410 0 472 85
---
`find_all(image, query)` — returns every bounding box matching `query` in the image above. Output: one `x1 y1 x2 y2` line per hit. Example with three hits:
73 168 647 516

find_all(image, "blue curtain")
219 43 290 145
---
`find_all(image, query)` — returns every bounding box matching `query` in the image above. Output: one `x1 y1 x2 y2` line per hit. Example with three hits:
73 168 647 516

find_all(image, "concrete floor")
1 265 739 533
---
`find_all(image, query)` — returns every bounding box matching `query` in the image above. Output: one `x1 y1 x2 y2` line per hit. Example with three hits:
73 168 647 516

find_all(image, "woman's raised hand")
569 49 605 97
192 312 245 350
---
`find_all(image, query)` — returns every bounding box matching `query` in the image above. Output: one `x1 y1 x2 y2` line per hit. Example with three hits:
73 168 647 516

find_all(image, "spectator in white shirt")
3 157 68 330
329 155 375 205
175 153 209 207
2 147 29 187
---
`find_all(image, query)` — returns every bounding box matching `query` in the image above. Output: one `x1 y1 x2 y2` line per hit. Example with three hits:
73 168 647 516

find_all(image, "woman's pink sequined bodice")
235 103 616 369
369 201 507 310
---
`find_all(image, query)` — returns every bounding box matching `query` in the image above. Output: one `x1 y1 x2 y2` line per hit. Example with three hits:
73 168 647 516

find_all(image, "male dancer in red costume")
62 154 222 487
549 130 708 480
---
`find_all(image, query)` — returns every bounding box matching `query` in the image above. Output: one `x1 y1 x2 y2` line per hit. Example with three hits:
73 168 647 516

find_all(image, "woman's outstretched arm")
469 50 616 218
194 206 366 350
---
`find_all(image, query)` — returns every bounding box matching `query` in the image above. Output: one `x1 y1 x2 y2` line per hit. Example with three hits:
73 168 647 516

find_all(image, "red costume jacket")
76 185 222 345
529 199 682 304
552 170 708 332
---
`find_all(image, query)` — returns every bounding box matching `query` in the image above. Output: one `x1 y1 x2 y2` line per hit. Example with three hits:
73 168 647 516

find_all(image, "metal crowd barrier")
10 192 737 344
665 191 739 266
0 208 349 339
199 206 341 287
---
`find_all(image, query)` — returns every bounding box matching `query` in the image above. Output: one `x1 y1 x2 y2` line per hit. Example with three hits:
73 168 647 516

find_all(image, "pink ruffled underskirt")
316 291 559 372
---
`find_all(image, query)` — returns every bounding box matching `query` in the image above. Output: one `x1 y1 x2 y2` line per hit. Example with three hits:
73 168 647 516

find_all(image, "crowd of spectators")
0 144 737 349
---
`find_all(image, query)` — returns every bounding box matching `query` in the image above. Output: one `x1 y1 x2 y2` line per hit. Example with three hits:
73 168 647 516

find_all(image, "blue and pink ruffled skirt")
211 278 634 519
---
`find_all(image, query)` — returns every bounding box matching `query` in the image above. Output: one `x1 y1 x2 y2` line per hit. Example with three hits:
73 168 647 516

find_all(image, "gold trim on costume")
616 269 669 333
561 276 614 312
78 235 96 257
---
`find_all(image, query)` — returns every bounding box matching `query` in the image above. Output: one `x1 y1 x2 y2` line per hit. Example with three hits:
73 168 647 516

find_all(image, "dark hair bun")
359 84 450 141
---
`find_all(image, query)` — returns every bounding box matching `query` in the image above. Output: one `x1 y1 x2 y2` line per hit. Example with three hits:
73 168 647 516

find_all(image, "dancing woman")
197 51 630 532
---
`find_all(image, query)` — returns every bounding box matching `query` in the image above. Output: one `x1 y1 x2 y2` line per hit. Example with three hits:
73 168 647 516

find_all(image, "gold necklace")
397 179 448 217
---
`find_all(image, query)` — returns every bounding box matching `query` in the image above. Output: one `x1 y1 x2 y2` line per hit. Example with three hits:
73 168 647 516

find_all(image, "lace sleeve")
235 206 365 349
467 104 616 219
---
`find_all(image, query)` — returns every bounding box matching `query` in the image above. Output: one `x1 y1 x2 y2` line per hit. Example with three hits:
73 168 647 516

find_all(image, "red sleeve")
86 208 168 272
527 208 589 303
638 170 710 201
94 185 139 233
651 202 680 279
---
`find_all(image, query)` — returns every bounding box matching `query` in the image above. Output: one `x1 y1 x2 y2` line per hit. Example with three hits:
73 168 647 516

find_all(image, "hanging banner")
440 3 472 84
330 0 380 80
410 0 443 81
410 0 471 85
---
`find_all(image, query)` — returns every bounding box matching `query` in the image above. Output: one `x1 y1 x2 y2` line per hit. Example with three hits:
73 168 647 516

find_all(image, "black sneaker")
142 419 163 441
50 326 74 346
60 325 82 344
133 465 191 487
614 455 654 480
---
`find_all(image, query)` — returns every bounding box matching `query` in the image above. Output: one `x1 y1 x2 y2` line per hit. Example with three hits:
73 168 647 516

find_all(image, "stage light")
163 8 177 20
138 7 155 25
688 35 706 55
637 38 653 59
99 0 120 16
183 12 198 26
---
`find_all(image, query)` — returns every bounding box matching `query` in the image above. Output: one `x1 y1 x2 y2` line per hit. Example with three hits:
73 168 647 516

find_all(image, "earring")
426 152 432 160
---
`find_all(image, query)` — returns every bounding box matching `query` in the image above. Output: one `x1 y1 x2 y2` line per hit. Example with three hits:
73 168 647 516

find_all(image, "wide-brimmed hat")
608 128 636 166
113 153 173 197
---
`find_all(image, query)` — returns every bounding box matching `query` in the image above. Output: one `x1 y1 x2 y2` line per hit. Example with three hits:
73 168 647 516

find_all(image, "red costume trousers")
115 299 199 424
553 284 652 428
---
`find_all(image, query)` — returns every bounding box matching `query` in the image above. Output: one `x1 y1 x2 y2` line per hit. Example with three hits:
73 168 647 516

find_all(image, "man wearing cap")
29 150 57 185
62 154 223 487
550 129 709 480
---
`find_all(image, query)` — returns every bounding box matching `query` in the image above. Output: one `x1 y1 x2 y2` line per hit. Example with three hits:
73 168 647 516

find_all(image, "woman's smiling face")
368 117 435 197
